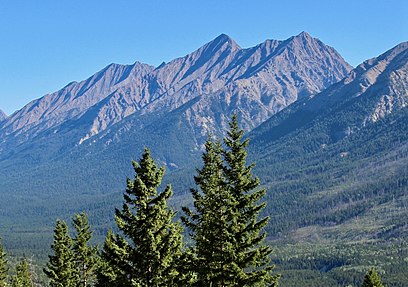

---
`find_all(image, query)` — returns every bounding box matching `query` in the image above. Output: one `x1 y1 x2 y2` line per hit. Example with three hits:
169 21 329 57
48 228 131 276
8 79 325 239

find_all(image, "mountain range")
0 32 350 164
0 32 407 268
0 32 352 215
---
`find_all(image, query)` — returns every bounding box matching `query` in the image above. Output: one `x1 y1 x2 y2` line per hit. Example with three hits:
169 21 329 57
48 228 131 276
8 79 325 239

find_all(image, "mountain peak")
215 33 234 41
206 33 241 51
290 31 317 45
296 31 313 38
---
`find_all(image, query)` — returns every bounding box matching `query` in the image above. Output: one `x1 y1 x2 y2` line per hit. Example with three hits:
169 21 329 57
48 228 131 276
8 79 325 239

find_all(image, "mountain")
0 32 352 254
248 41 408 242
0 109 6 121
0 32 351 173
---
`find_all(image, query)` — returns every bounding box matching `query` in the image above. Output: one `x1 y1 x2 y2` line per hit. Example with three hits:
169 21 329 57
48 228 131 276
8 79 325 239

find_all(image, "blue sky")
0 0 407 115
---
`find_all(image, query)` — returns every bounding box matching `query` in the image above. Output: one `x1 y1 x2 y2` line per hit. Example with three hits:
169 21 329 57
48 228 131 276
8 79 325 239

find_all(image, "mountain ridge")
0 32 351 164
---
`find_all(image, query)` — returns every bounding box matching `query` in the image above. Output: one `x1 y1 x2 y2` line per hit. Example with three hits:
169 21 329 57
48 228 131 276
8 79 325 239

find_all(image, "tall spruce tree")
361 268 384 287
0 238 8 287
72 213 98 287
98 148 183 287
182 139 230 285
44 220 76 287
222 114 279 286
11 259 32 287
183 115 279 286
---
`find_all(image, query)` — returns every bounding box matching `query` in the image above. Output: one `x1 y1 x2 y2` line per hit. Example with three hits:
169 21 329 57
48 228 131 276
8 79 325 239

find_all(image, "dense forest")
0 117 400 286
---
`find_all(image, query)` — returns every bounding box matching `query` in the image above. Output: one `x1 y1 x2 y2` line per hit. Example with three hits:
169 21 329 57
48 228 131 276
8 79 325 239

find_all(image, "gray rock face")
166 32 352 138
1 62 154 138
0 32 352 161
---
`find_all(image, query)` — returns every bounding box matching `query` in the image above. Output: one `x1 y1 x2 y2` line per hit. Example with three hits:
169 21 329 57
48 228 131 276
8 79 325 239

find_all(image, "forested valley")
0 117 397 287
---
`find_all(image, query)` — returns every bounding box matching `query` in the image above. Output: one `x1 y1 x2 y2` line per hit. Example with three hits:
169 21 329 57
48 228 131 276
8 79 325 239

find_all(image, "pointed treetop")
361 268 384 287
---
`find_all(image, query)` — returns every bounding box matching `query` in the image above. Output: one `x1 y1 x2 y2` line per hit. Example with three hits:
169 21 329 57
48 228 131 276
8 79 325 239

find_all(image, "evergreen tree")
222 114 279 286
44 220 76 287
97 230 129 286
72 213 98 287
0 238 8 287
182 139 229 285
11 259 32 287
361 268 384 287
183 115 280 286
98 148 183 287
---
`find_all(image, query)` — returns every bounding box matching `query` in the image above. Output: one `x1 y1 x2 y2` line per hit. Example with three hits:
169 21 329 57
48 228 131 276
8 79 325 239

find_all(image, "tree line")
0 116 385 287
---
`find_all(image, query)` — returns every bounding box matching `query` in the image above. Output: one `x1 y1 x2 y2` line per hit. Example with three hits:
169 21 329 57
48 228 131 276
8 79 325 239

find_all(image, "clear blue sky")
0 0 407 115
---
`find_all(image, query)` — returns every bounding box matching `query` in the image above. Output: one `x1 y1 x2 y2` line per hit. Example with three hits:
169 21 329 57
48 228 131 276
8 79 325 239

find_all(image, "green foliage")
44 214 99 287
183 115 280 286
44 220 76 287
73 213 99 287
11 259 32 287
98 148 183 287
182 139 228 285
361 268 384 287
0 239 8 287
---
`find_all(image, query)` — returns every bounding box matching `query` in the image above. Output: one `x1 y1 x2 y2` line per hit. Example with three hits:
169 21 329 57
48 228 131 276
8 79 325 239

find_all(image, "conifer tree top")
99 148 183 287
361 268 384 287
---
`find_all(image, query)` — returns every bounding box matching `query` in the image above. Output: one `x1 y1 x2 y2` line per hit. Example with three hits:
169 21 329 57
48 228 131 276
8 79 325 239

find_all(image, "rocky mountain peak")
295 31 313 39
0 61 154 136
185 33 241 64
207 33 240 51
341 41 408 96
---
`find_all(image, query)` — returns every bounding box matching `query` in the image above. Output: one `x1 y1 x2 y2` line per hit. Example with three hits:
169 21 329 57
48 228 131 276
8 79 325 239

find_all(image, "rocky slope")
0 62 154 140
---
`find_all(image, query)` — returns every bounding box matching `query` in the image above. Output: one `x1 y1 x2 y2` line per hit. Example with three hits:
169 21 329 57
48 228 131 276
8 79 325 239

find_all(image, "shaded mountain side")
248 42 408 242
